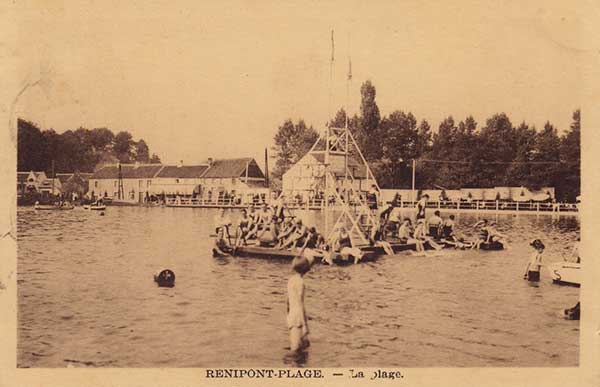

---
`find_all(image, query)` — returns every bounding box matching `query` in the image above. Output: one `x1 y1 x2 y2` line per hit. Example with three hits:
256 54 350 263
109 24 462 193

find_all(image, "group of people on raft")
212 203 365 264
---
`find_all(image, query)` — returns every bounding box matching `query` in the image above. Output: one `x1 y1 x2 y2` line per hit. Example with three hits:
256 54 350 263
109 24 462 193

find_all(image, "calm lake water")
17 206 580 367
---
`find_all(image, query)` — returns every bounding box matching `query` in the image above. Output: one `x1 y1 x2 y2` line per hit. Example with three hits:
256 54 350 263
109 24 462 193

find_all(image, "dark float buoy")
99 211 105 216
564 302 580 320
154 269 175 288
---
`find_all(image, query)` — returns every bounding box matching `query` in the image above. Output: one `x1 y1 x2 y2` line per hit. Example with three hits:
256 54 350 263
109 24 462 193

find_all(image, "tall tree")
558 110 581 201
271 119 319 188
506 122 537 187
476 113 516 186
134 139 150 163
17 119 47 172
114 131 134 163
353 80 382 161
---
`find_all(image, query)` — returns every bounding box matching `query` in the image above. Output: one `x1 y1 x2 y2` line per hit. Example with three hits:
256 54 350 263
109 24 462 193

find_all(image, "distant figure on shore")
416 194 429 220
524 239 545 282
287 254 310 353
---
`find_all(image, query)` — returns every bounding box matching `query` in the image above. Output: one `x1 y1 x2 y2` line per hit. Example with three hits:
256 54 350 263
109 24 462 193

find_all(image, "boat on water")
214 245 377 265
83 204 107 211
548 261 581 286
34 203 75 211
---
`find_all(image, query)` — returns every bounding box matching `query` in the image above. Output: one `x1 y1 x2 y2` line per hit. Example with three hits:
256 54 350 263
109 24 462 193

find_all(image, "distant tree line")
17 118 161 174
271 80 581 202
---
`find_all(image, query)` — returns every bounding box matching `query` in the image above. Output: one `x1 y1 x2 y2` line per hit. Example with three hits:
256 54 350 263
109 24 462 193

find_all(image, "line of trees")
271 80 581 202
17 118 161 174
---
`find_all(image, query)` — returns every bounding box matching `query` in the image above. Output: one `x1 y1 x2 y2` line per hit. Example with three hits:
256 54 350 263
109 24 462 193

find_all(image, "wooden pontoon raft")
214 245 377 265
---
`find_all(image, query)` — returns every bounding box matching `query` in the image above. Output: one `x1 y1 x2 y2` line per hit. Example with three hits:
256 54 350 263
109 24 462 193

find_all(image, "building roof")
89 158 265 180
90 164 164 179
55 173 73 184
156 165 209 178
202 158 265 179
309 153 369 179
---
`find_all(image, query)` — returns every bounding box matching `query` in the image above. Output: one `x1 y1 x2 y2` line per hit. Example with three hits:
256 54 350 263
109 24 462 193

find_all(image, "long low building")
88 158 268 203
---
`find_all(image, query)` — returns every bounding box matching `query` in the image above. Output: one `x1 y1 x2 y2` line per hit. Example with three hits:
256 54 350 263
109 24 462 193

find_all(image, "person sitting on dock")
301 227 326 265
414 219 443 251
369 219 394 255
255 215 281 247
279 218 308 250
331 226 364 264
213 227 233 256
471 219 490 249
485 222 507 246
235 209 251 247
397 218 425 253
276 218 297 248
427 210 443 239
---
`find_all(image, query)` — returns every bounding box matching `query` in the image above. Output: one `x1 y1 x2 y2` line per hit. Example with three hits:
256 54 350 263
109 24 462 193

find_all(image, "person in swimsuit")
427 210 443 239
329 226 364 264
369 218 394 255
416 194 429 221
276 218 296 248
471 219 489 249
213 208 232 241
287 254 310 353
414 219 443 250
213 227 232 256
255 215 280 247
524 239 544 282
235 209 251 247
301 227 326 265
367 185 380 210
279 218 307 249
397 218 425 253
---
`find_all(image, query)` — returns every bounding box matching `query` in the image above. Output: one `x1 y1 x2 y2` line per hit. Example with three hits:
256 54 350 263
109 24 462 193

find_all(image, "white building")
282 153 377 200
88 158 268 203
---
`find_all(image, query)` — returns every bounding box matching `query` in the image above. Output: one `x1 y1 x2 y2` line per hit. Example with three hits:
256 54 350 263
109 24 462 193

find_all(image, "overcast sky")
14 1 588 168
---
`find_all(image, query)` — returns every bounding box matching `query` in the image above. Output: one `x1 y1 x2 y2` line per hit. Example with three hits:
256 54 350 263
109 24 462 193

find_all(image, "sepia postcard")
1 1 599 386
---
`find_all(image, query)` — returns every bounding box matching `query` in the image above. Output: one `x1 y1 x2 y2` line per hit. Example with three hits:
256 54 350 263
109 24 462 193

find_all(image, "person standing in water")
524 239 545 282
287 254 310 353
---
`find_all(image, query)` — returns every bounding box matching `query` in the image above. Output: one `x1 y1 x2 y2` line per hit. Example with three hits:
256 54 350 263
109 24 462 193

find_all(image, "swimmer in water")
213 227 232 256
287 254 310 353
524 239 545 282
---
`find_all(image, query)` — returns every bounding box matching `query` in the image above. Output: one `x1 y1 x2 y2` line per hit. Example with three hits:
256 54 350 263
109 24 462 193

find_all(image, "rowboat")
34 204 74 211
83 204 107 211
548 261 580 286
